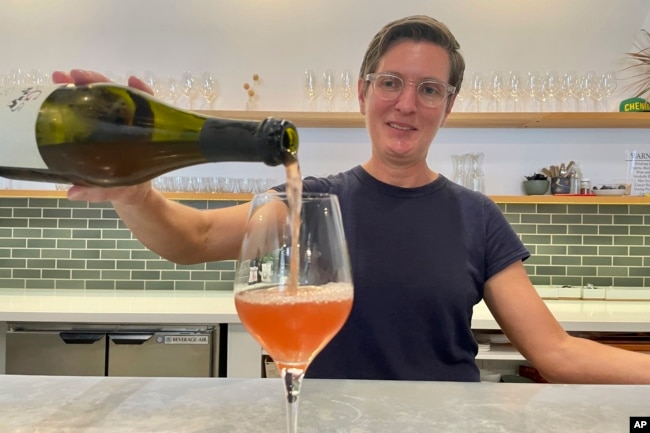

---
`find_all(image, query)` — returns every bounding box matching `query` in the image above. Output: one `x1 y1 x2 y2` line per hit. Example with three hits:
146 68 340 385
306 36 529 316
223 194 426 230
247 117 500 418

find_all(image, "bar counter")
1 288 649 377
1 375 648 432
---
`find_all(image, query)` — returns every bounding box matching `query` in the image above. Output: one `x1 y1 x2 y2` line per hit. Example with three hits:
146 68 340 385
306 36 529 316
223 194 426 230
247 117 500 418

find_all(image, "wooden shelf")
196 110 650 129
490 195 650 205
1 190 647 204
0 190 254 201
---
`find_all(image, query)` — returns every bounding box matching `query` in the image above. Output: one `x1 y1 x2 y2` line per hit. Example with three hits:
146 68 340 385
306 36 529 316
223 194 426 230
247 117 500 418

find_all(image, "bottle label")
0 85 62 169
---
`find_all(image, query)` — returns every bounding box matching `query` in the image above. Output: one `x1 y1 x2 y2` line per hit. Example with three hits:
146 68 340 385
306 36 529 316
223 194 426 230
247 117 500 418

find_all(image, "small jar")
579 178 591 195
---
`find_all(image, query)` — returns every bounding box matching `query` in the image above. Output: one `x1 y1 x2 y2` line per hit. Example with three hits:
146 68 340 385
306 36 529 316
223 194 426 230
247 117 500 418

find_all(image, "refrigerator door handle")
109 334 154 345
59 332 105 345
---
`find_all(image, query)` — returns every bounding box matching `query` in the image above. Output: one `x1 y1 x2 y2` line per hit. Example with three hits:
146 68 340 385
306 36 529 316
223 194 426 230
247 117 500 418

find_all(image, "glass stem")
282 368 305 433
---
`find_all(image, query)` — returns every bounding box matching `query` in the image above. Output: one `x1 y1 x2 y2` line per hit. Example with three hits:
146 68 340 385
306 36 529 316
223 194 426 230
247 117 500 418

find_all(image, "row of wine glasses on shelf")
133 70 218 110
0 68 219 111
152 176 279 194
455 70 618 113
0 68 50 87
303 68 357 112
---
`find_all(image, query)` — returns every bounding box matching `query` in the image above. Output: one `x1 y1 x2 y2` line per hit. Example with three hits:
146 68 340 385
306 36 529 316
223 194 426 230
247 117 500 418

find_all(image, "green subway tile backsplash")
508 203 650 287
0 197 240 292
0 198 648 292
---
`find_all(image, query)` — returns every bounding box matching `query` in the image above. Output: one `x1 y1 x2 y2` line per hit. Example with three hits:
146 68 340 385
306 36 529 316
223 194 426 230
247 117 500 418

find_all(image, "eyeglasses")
365 72 456 108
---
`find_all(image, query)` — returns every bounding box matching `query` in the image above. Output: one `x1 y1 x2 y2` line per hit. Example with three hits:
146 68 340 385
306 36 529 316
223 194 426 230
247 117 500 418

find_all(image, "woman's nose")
394 83 419 111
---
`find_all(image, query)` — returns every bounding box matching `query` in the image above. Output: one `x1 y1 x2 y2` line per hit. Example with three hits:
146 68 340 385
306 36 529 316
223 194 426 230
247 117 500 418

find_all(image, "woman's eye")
421 83 441 96
379 78 400 90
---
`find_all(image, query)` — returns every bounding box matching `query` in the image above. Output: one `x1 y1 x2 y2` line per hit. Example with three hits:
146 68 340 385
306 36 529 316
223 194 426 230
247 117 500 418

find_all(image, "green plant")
623 29 650 99
524 173 548 181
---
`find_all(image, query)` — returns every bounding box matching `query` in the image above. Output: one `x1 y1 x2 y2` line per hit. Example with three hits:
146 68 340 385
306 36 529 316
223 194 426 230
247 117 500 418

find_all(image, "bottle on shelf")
570 161 583 194
0 83 299 187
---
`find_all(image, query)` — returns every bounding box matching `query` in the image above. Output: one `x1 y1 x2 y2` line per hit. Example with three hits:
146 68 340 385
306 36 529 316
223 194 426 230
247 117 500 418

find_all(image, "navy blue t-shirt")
274 165 529 381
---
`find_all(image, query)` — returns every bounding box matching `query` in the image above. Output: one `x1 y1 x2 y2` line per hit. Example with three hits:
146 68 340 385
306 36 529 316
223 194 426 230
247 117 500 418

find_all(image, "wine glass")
142 70 157 92
486 70 504 112
469 72 484 112
322 69 337 111
589 74 606 112
541 71 559 112
181 71 197 109
234 192 353 433
572 73 590 112
199 71 217 109
555 71 573 112
524 71 540 111
166 76 182 106
339 70 355 111
303 69 319 111
601 71 617 111
506 70 523 112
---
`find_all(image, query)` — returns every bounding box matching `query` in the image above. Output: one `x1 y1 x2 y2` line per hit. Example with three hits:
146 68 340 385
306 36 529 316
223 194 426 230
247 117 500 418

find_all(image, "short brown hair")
359 15 465 96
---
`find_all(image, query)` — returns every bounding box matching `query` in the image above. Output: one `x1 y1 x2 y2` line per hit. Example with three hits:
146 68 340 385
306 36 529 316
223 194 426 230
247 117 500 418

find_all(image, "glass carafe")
465 152 485 193
451 154 467 186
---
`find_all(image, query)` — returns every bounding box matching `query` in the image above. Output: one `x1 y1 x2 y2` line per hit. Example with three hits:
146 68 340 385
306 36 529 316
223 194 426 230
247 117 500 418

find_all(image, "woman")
54 15 650 383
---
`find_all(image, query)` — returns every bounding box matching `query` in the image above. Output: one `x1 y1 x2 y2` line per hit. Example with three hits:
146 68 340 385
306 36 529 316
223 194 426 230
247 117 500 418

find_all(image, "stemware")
601 71 617 112
469 72 485 112
452 85 466 112
556 71 575 112
166 76 182 106
524 71 541 111
541 71 559 112
7 68 24 86
142 70 157 93
486 70 504 112
589 75 606 112
303 69 319 111
339 70 355 111
181 71 197 109
505 71 523 112
199 71 217 109
322 69 337 111
234 192 353 433
572 73 590 112
582 71 599 111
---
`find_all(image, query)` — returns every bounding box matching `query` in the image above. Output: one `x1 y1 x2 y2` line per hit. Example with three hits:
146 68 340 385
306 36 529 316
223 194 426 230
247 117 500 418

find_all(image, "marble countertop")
473 298 650 332
0 289 238 324
0 288 648 332
0 375 648 433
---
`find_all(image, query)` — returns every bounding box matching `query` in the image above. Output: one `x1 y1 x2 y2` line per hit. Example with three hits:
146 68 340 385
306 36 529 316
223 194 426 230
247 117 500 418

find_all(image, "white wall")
2 0 649 194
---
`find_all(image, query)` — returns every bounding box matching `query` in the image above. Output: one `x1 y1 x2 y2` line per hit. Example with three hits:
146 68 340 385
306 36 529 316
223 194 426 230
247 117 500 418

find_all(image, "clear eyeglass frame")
365 72 456 108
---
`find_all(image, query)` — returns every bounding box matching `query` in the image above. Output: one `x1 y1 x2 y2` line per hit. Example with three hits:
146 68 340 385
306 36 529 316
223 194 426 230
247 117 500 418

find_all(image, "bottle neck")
199 117 297 166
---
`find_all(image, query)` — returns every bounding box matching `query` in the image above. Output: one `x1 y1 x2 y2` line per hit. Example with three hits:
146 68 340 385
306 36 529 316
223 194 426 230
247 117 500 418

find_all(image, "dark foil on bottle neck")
198 117 298 166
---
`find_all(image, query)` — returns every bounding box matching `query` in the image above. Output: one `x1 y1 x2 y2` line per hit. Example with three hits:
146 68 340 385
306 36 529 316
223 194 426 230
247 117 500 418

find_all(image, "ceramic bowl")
522 179 549 195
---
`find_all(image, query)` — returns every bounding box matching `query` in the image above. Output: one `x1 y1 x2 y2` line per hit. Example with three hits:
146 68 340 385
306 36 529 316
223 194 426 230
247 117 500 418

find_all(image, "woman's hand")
51 69 154 95
66 182 154 205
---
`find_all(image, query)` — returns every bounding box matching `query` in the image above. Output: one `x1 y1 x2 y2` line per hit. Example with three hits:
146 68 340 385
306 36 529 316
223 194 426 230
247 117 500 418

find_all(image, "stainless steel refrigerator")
5 323 221 377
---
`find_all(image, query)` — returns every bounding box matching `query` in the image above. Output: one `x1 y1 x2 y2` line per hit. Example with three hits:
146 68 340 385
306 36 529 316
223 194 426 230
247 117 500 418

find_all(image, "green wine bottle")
0 83 299 186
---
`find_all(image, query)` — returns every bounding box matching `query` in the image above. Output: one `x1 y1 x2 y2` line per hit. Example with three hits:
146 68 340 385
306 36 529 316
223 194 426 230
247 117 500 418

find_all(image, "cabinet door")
6 331 106 376
107 331 214 377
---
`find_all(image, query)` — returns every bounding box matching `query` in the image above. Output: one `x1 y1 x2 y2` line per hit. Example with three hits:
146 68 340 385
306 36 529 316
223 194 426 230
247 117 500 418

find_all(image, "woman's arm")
484 261 650 384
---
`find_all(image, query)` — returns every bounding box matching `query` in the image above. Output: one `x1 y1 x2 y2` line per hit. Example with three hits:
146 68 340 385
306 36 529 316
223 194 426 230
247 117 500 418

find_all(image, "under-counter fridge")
5 323 221 377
